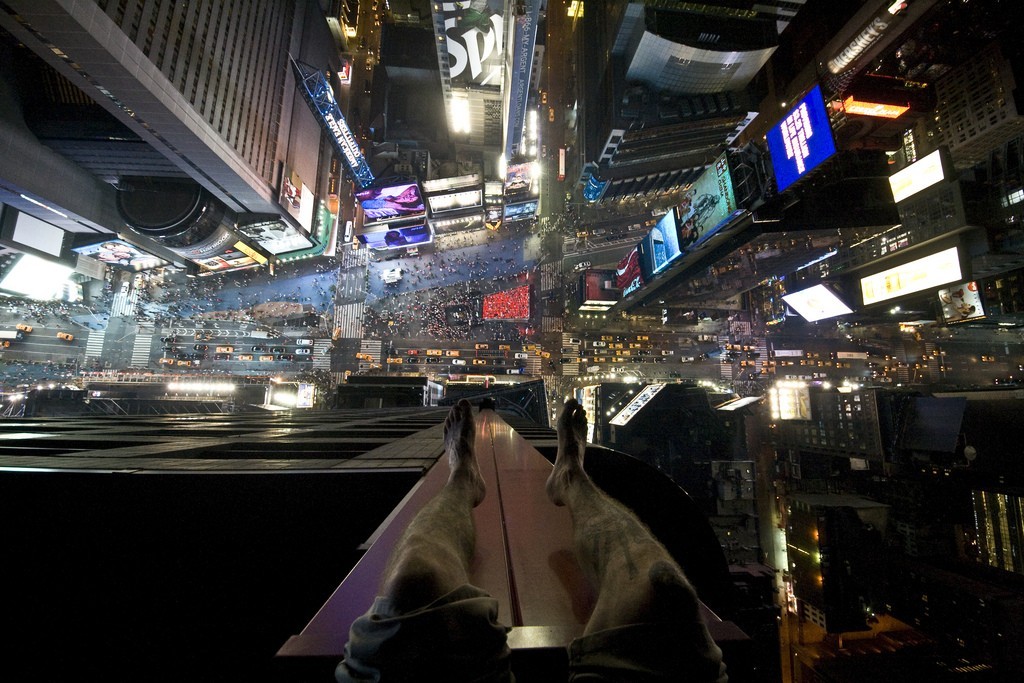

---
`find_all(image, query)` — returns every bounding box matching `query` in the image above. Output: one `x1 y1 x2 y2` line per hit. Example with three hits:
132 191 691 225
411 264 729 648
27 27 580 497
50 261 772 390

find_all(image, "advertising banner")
503 200 538 221
357 224 432 250
938 281 985 323
235 219 314 256
639 211 682 279
73 239 168 271
505 0 541 156
678 151 742 246
428 189 484 214
766 84 838 193
505 163 532 194
438 1 505 88
782 284 853 322
357 183 426 225
616 247 644 296
860 246 962 306
280 167 315 231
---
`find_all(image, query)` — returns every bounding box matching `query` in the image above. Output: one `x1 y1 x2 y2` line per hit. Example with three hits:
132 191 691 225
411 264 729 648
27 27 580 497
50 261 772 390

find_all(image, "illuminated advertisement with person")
938 281 985 323
356 183 426 226
505 163 532 194
503 200 538 220
677 152 743 252
438 1 505 88
616 247 644 296
235 219 314 256
280 167 315 231
357 224 432 250
73 239 168 271
639 210 682 279
766 84 838 193
485 205 503 230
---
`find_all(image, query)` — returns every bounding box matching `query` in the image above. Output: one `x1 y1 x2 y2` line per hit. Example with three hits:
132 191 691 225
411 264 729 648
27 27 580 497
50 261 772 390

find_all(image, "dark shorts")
336 584 513 683
336 585 726 682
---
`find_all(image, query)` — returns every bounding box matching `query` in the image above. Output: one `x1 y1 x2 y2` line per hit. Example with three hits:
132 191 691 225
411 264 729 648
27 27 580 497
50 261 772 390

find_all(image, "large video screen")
280 166 315 231
428 189 483 214
782 284 853 322
356 183 426 225
357 224 432 250
73 239 168 271
639 210 682 278
235 220 314 256
504 200 538 220
616 247 644 296
505 163 533 194
766 84 837 193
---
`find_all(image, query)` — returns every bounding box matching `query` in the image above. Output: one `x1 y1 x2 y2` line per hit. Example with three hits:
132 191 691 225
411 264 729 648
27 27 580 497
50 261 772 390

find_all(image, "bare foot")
546 399 588 506
444 399 485 506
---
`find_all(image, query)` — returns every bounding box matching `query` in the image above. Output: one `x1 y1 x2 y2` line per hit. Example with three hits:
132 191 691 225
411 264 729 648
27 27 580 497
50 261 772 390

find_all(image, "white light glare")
167 382 236 393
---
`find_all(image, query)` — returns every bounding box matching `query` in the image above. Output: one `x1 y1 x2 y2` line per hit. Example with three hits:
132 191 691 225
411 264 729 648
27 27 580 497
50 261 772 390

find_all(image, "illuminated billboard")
616 247 644 296
356 183 426 225
427 189 484 214
639 210 682 278
769 382 812 421
484 206 503 230
73 239 168 271
782 284 853 322
505 163 533 194
235 219 315 256
357 224 432 250
609 383 666 426
677 152 742 248
938 281 985 323
766 84 837 193
504 200 538 221
860 246 962 306
422 174 481 194
0 253 79 302
438 2 504 87
280 167 315 231
482 285 530 320
842 95 909 119
889 149 945 204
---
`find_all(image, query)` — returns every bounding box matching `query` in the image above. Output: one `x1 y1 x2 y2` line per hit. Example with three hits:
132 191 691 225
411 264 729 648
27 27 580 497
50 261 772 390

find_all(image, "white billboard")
860 246 962 306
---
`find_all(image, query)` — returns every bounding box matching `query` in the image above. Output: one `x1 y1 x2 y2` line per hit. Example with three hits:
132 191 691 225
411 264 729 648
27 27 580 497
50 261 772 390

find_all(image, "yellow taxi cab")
237 354 254 361
475 343 489 350
386 357 404 364
592 357 607 363
158 357 175 365
445 350 460 357
636 335 650 341
541 351 551 358
16 324 32 332
600 335 613 341
525 344 538 351
498 344 511 350
472 358 487 365
629 343 642 348
610 343 623 349
57 332 74 341
215 346 234 353
259 355 275 362
426 349 443 356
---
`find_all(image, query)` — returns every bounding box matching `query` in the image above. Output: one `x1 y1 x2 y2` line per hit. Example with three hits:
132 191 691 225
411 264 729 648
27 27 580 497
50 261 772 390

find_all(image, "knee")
382 550 461 614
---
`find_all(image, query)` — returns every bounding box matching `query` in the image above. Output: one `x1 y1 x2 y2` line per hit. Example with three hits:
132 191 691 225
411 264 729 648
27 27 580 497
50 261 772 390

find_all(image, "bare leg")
547 399 700 634
379 399 486 614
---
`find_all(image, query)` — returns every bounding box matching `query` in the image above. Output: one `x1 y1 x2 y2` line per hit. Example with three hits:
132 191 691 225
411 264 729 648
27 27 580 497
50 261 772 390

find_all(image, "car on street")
445 350 460 357
573 261 591 272
16 324 32 332
216 346 234 353
472 359 487 365
158 357 175 365
270 347 286 353
251 346 265 352
426 357 441 364
296 339 313 346
259 355 275 362
498 344 511 350
214 353 229 360
296 348 311 355
278 354 294 361
194 344 208 351
475 343 489 350
558 358 576 364
452 358 467 365
592 341 607 347
237 354 254 361
661 350 674 355
406 349 420 355
514 352 528 359
57 332 74 341
406 357 420 364
426 349 443 356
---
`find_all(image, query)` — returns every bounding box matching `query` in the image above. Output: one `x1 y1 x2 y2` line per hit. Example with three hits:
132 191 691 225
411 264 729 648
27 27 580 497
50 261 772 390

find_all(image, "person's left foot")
444 399 486 506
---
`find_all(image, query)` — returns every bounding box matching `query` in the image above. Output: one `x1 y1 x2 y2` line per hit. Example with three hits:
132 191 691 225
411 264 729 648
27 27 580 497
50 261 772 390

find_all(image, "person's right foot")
546 399 588 506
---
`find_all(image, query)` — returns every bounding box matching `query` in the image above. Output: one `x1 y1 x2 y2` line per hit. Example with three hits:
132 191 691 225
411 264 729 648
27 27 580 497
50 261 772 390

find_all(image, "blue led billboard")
766 84 837 193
